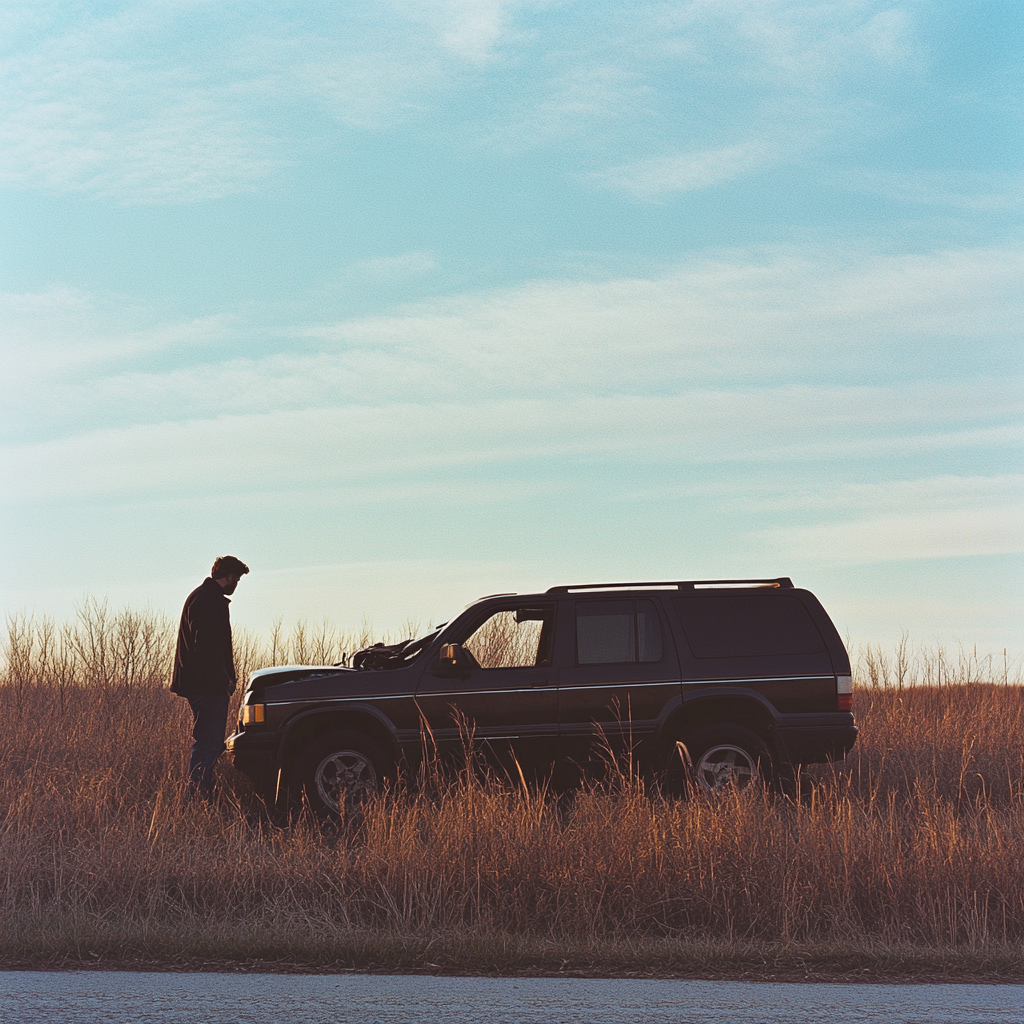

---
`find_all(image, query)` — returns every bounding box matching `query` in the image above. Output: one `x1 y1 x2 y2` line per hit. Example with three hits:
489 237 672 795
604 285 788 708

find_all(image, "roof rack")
468 592 517 607
546 578 794 593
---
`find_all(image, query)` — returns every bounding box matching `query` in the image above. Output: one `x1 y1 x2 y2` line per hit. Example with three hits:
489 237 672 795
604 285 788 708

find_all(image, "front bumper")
226 729 278 788
774 712 857 764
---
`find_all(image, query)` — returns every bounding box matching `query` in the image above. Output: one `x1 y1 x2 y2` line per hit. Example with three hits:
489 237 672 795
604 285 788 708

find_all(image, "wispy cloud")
4 384 1020 505
5 245 1021 436
705 2 920 87
0 0 547 203
740 472 1024 567
0 285 236 386
289 46 447 131
591 140 781 199
0 2 523 202
682 474 1024 517
0 5 287 202
354 251 438 280
674 473 1024 567
399 0 521 63
5 243 1018 596
478 63 653 152
0 1 936 203
581 3 927 200
841 168 1024 212
775 474 1024 564
760 504 1024 565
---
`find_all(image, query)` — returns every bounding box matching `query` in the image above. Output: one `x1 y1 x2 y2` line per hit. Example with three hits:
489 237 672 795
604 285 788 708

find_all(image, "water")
1 971 1020 1023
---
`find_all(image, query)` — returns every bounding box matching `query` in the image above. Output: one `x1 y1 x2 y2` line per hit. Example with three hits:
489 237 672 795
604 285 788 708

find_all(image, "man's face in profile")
221 574 242 595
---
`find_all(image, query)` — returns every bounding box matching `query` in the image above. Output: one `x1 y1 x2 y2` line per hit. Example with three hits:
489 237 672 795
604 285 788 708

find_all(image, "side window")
462 606 554 669
576 599 663 665
672 594 825 658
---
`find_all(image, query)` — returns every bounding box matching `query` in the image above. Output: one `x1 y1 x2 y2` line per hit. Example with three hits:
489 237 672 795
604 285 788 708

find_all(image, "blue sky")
2 0 1022 654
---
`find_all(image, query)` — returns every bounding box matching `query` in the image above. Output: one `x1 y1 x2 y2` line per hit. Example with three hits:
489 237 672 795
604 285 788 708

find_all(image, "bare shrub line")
5 603 1019 694
2 602 405 694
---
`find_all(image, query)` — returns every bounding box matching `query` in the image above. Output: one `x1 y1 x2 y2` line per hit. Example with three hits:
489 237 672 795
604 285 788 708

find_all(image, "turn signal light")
837 693 853 712
242 703 265 725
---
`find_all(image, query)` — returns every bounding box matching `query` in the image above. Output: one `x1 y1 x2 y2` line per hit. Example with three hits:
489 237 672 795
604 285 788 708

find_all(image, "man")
171 555 249 800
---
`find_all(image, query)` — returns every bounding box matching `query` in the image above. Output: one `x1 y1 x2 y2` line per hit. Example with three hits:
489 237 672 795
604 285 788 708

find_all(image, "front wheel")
290 730 393 817
678 724 772 795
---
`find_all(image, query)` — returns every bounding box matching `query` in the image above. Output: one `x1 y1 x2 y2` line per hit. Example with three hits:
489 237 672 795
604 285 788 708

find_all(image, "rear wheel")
290 730 393 817
678 724 772 795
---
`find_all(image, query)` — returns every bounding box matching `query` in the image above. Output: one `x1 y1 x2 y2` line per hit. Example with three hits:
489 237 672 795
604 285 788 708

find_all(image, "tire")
678 724 772 795
289 729 393 818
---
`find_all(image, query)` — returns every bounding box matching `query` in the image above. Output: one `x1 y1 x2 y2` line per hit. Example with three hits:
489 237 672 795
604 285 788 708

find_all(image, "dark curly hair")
211 555 249 579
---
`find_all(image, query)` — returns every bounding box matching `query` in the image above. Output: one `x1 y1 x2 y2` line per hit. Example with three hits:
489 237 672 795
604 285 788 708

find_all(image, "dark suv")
227 578 856 813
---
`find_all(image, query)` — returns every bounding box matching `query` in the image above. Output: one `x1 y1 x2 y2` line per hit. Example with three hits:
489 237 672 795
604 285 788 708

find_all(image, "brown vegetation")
1 605 1022 979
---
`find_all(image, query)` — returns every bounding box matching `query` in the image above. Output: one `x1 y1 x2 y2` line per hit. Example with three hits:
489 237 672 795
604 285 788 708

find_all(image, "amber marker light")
242 704 265 725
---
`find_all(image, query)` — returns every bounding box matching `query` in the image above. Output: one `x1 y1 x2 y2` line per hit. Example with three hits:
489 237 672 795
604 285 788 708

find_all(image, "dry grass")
1 605 1022 979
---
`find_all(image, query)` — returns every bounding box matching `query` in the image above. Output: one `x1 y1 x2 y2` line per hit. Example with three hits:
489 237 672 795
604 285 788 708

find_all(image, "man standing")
171 555 249 800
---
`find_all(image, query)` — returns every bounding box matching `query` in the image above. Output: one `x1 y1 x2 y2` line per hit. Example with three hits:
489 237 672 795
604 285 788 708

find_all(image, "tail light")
836 674 853 712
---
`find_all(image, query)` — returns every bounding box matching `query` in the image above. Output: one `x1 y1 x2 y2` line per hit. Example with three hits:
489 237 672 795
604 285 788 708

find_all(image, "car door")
557 597 681 778
414 601 560 779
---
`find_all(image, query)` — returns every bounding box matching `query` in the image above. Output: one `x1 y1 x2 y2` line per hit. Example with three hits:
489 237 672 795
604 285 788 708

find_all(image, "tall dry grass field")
1 605 1022 978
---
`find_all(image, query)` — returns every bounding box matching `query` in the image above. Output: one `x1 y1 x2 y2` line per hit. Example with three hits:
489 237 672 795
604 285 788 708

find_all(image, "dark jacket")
170 577 236 697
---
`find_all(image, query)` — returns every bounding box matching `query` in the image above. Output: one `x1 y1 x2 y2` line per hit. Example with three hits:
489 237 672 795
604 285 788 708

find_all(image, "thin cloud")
411 0 519 63
0 2 530 202
0 11 287 202
479 64 653 152
0 1 933 203
354 251 438 280
5 245 1021 433
591 141 781 199
842 168 1023 212
0 285 236 386
713 2 919 86
672 474 1024 517
759 504 1024 565
3 386 1020 504
291 48 446 131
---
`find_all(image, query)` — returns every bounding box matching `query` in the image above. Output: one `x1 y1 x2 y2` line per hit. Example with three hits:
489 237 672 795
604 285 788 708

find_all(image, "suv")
227 578 856 813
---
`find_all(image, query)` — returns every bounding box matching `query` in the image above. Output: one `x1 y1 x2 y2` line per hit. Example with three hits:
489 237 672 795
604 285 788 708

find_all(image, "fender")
683 684 780 716
654 685 781 751
274 700 404 764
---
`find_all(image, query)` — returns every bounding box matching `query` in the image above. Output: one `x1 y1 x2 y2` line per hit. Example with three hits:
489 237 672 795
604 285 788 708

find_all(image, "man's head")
211 555 249 595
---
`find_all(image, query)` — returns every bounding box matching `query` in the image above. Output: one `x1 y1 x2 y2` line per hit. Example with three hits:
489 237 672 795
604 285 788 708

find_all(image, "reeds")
1 604 1021 977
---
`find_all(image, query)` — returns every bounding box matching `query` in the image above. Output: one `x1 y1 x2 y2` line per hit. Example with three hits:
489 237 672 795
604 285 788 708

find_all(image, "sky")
1 0 1022 657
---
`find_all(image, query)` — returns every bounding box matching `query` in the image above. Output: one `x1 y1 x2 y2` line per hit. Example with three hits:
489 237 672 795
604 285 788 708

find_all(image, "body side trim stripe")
263 675 833 707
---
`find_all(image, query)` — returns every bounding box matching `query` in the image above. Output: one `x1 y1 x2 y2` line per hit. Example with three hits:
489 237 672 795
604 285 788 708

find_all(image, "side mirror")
437 643 472 677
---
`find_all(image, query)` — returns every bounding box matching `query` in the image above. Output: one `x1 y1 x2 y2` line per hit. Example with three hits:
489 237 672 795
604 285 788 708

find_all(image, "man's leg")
186 694 230 799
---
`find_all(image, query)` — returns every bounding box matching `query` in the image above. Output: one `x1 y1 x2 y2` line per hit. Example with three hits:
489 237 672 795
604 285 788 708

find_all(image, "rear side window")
673 594 825 659
577 599 664 665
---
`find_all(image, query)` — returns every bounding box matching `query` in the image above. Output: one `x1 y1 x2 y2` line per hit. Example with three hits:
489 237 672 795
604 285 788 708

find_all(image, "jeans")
186 694 230 798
